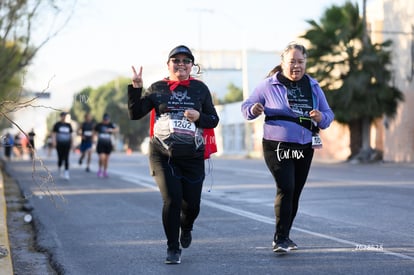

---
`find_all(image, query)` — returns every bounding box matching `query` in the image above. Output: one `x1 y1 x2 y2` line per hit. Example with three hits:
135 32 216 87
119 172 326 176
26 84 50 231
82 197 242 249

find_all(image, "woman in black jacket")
128 45 219 264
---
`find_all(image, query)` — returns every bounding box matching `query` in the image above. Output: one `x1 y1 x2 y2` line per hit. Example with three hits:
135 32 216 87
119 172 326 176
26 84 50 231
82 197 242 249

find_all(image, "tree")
0 0 75 130
71 87 94 122
301 1 404 162
220 83 243 104
69 78 149 150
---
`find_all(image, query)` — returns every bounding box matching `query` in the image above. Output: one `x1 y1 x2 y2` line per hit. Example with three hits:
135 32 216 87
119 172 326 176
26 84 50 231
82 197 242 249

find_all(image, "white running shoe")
64 170 70 180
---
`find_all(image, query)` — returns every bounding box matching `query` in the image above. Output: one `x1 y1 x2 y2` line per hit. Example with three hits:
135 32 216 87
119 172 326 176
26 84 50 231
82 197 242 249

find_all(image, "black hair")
266 42 307 78
266 65 282 77
281 42 307 60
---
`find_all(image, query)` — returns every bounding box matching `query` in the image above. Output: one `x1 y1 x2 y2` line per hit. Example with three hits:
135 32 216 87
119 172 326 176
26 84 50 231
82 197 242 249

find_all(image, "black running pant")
56 143 71 170
262 139 314 240
149 142 205 251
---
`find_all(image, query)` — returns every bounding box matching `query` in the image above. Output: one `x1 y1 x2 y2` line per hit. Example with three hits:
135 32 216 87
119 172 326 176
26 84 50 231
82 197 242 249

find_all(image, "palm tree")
301 1 404 162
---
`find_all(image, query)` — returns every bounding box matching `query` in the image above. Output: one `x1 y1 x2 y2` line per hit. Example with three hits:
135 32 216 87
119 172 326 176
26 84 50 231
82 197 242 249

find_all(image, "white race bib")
312 134 323 149
84 130 93 137
169 119 196 136
99 133 111 140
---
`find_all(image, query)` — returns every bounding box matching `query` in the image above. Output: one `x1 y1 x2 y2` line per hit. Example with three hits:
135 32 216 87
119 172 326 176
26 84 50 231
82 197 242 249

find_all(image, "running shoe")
97 170 103 178
85 167 90 172
64 170 70 180
165 248 181 264
180 230 192 248
103 171 109 178
287 238 298 250
272 239 289 253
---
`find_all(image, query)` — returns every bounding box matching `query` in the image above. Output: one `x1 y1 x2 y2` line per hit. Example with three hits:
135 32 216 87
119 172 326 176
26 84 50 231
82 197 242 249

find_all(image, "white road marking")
115 170 414 261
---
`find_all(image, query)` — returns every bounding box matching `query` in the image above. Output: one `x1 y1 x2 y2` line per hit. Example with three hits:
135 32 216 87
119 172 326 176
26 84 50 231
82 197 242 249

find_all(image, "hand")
309 109 322 123
184 109 200 122
131 65 143 88
252 103 264 116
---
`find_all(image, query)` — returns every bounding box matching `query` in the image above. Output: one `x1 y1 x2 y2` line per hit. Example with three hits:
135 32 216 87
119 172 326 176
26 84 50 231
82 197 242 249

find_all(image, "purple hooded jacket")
241 72 334 145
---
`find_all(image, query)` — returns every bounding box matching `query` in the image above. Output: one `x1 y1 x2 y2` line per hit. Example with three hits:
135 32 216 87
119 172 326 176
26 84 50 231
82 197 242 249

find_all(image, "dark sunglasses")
170 58 192 65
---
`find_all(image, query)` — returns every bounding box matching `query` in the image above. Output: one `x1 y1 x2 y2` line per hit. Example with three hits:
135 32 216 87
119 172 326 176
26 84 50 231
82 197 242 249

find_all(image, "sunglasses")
170 58 192 65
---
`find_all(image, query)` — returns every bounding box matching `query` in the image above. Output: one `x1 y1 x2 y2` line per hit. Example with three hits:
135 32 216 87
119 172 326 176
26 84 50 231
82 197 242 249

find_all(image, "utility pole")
188 8 213 66
362 0 368 45
361 0 373 153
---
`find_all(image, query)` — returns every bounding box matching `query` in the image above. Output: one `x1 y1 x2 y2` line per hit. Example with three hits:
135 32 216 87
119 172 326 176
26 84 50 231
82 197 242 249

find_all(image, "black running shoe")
85 167 90 172
165 248 181 264
287 238 298 250
272 239 289 253
180 230 192 248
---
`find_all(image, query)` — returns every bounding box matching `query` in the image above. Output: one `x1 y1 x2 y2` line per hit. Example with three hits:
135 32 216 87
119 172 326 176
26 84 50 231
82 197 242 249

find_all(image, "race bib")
84 130 93 137
99 133 111 140
169 119 196 136
312 134 323 149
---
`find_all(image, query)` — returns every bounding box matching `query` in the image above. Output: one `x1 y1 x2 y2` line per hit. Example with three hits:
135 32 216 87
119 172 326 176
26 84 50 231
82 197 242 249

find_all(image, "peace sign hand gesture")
131 65 143 88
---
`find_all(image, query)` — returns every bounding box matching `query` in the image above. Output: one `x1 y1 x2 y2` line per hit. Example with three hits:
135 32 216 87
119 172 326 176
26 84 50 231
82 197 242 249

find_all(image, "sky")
25 0 365 107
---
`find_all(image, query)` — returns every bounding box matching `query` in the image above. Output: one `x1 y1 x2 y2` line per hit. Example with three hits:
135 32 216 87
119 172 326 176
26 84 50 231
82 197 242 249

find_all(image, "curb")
0 170 13 274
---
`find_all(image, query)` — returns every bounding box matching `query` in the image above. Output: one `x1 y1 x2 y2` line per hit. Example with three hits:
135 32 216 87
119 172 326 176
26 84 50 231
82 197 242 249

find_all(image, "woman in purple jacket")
241 42 334 253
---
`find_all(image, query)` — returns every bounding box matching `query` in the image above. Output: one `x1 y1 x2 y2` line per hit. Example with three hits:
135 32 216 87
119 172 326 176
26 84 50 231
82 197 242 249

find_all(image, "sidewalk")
0 152 94 275
0 152 133 275
0 162 13 275
0 153 102 275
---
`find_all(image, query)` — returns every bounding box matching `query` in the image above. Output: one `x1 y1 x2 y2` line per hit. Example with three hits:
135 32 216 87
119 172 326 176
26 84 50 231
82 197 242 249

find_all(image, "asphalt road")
3 151 414 275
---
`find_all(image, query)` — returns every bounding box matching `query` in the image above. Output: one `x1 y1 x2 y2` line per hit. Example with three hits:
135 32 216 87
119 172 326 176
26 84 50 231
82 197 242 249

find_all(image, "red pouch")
203 128 217 159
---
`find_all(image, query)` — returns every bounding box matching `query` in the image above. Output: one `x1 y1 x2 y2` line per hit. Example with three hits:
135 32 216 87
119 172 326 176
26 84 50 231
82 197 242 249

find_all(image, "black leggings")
262 139 314 240
56 143 71 170
149 142 205 250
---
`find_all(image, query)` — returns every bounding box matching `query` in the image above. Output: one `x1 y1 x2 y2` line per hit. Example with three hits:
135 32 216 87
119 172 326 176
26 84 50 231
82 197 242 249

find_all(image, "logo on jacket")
171 90 190 102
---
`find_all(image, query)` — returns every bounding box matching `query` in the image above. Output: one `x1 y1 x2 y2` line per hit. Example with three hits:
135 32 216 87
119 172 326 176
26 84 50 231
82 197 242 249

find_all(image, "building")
201 0 414 163
194 49 279 158
367 0 414 162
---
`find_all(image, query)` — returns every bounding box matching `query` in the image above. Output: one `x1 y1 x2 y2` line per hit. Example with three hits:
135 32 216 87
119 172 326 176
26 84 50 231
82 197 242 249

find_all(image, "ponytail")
266 65 282 77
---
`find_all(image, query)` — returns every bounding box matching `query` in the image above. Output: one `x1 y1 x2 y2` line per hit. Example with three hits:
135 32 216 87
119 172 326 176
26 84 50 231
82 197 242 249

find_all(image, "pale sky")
25 0 365 108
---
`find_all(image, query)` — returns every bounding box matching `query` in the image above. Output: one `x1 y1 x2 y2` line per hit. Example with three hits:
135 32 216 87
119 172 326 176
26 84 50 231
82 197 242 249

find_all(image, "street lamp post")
188 8 213 65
